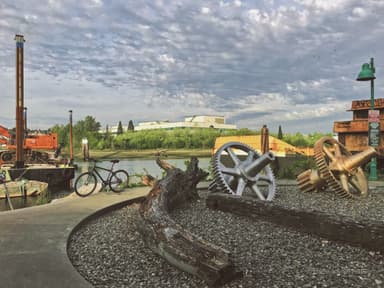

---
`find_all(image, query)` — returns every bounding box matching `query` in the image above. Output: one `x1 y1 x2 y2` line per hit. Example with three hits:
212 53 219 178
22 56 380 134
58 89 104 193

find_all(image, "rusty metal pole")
261 124 269 154
69 110 73 163
23 107 27 136
14 34 25 168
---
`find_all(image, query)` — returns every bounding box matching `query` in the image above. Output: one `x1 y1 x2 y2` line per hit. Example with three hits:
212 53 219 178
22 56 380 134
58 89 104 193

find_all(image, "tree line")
49 116 331 152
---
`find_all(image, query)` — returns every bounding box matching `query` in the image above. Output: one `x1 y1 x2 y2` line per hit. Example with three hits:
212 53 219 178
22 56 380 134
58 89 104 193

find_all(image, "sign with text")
368 110 380 122
368 110 380 146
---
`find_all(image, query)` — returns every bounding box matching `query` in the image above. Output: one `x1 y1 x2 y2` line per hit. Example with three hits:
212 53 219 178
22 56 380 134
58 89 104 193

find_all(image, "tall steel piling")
14 34 25 168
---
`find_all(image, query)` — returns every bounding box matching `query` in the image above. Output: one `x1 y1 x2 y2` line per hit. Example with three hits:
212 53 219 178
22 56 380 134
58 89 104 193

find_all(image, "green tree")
73 116 102 149
277 125 283 139
128 120 134 131
283 132 332 147
50 124 69 147
81 116 101 132
117 121 123 135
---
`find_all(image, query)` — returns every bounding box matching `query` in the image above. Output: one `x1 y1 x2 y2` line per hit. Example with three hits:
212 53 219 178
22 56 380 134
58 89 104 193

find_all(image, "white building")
135 115 236 131
100 116 236 134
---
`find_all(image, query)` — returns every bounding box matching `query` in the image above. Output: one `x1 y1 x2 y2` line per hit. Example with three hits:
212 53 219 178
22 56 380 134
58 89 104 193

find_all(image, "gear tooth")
297 169 323 193
208 181 218 193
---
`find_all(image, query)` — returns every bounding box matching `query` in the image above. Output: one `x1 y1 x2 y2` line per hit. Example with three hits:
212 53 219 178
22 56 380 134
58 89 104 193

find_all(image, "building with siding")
135 115 236 131
333 98 384 152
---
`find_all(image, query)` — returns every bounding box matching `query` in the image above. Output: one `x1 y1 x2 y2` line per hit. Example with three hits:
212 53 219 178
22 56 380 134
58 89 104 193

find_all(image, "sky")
1 0 384 134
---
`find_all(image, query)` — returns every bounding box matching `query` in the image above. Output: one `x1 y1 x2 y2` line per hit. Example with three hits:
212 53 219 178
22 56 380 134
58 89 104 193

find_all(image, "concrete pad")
0 186 149 288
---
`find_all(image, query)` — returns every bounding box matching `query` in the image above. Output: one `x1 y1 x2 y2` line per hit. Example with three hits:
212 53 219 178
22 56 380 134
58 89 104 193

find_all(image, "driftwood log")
136 157 242 286
206 193 384 253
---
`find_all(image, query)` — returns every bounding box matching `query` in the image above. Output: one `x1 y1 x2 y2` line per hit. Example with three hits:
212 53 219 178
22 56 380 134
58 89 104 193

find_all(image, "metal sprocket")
210 142 276 201
314 137 368 198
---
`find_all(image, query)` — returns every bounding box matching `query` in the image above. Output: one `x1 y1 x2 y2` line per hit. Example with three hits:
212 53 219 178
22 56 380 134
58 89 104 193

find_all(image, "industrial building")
135 115 236 131
333 98 384 152
105 116 236 133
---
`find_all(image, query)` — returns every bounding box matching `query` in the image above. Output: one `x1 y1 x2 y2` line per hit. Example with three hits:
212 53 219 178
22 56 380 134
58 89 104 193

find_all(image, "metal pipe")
342 147 377 172
69 110 73 163
14 34 25 168
244 152 275 177
23 107 27 136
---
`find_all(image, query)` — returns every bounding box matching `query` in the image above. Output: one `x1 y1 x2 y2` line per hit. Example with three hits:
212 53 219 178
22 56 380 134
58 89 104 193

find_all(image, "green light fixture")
356 62 375 81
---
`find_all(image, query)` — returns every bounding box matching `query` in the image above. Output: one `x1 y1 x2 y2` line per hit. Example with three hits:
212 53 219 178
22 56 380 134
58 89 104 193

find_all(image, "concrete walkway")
0 187 149 288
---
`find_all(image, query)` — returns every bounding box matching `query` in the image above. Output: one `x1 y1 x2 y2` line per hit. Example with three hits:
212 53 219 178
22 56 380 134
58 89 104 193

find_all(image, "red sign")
368 110 380 123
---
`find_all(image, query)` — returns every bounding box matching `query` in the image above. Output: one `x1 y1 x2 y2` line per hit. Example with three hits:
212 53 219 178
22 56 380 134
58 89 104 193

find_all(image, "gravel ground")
67 186 384 288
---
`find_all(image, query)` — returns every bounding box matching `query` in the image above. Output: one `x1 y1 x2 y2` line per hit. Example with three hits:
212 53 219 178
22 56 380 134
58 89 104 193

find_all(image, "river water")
0 157 212 211
76 157 211 179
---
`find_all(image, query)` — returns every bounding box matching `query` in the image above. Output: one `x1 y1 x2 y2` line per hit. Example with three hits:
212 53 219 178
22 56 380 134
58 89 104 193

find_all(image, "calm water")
0 157 212 212
75 157 211 179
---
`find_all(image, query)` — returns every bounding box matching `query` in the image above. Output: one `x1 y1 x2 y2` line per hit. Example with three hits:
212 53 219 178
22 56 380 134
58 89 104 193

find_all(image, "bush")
276 156 316 179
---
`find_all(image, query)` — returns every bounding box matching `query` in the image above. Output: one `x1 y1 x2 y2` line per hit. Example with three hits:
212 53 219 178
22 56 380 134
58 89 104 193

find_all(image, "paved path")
0 187 149 288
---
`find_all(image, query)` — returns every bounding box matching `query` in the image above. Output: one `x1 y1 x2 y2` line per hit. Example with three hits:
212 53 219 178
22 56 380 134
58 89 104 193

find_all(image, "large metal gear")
209 142 276 201
298 136 377 198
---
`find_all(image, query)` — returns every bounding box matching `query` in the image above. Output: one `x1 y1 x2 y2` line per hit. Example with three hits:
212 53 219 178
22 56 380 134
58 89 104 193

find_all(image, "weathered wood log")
136 157 242 286
206 193 384 253
141 174 157 187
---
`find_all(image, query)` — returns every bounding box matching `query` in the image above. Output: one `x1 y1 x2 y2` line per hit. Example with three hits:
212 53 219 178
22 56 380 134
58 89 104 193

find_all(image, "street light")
356 57 378 180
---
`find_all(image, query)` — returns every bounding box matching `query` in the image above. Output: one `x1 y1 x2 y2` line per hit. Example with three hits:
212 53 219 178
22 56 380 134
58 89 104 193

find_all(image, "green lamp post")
356 57 378 181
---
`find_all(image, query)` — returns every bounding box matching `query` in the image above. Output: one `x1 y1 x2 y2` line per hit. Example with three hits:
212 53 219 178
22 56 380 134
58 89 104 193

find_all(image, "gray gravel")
273 185 384 222
68 186 384 288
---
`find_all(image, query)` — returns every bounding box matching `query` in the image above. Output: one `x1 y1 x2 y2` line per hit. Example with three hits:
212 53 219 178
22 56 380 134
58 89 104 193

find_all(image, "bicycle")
74 159 129 197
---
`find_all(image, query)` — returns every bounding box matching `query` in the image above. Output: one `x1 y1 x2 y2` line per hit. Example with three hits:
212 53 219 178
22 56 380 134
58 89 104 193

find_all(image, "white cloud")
234 0 242 7
0 0 383 133
158 54 176 64
247 9 269 24
89 0 103 7
296 0 352 12
352 7 367 18
201 7 211 14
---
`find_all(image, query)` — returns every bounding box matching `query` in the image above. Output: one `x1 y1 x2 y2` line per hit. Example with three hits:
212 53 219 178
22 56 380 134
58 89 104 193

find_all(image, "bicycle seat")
110 159 119 163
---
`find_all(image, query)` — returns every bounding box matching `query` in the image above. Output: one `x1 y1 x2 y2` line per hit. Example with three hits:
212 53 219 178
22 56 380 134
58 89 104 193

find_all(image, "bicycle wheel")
109 170 129 192
74 172 98 197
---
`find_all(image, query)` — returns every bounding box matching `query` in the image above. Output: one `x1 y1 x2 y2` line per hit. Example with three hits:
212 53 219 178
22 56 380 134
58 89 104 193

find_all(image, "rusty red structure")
14 34 25 168
260 124 269 154
0 35 75 188
333 98 384 151
333 98 384 169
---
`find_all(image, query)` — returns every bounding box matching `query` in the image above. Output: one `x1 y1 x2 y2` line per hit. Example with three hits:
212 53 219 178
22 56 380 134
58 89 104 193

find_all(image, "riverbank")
72 148 212 160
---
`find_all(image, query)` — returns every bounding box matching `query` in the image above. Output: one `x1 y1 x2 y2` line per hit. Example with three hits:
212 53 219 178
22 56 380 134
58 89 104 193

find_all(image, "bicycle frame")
89 162 116 187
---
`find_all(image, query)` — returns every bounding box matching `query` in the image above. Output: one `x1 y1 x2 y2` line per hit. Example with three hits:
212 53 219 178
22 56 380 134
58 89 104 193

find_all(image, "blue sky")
1 0 384 134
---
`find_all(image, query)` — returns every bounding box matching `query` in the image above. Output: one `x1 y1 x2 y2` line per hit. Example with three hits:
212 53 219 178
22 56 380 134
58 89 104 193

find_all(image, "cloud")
0 0 384 134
